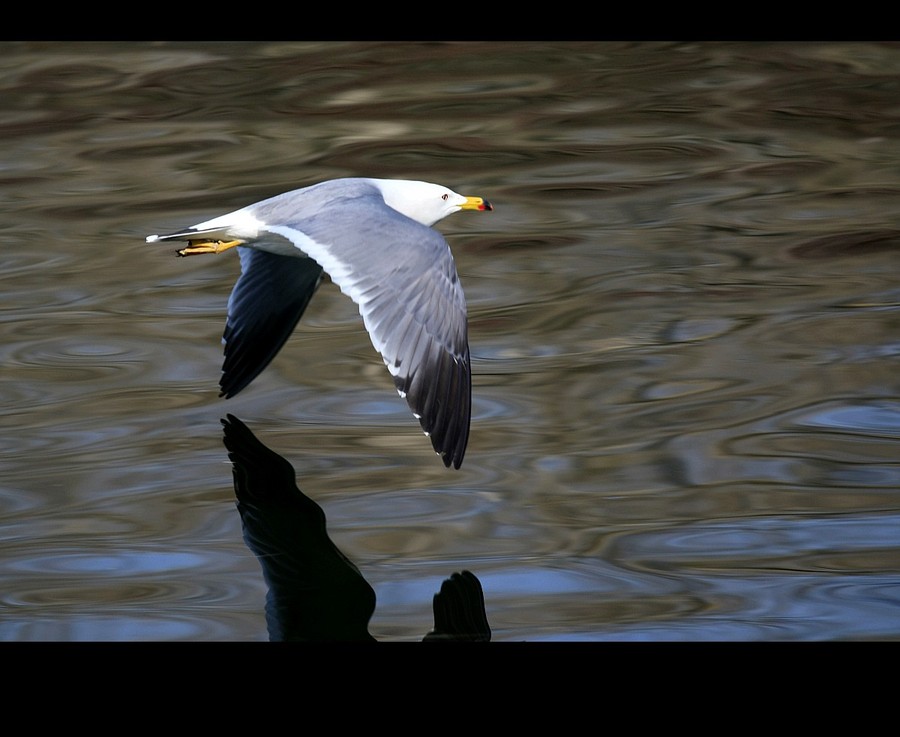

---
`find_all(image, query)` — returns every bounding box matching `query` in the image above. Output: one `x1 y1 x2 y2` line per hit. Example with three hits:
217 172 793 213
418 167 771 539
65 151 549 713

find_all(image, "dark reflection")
221 414 491 642
422 570 491 642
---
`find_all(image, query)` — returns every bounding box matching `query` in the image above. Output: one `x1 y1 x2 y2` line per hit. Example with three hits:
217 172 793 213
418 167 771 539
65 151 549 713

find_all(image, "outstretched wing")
220 248 323 399
264 193 471 469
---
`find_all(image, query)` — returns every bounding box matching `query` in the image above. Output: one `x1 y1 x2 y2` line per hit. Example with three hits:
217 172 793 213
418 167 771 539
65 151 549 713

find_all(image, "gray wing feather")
262 190 471 468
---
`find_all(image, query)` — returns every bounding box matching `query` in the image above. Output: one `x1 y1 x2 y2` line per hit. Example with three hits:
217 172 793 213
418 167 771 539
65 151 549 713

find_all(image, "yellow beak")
461 196 493 212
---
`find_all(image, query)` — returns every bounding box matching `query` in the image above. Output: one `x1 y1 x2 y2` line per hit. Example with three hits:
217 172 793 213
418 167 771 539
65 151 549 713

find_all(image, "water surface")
1 41 899 640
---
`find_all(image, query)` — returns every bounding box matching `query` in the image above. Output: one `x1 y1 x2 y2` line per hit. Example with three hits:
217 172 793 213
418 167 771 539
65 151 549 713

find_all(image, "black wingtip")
444 451 463 470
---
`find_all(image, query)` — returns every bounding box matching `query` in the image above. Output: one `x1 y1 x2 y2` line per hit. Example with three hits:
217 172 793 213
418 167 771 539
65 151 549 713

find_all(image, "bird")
148 178 492 469
222 413 491 642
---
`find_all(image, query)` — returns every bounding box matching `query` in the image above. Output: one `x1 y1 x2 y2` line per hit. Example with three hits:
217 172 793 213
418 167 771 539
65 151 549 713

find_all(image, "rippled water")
2 41 899 641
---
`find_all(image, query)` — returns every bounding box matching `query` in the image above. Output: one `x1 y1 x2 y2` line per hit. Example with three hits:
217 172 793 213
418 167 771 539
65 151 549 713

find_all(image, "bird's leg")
176 239 243 257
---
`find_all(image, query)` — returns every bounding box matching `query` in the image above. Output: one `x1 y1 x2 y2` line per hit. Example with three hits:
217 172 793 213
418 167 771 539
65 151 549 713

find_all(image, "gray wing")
263 193 471 469
220 247 323 399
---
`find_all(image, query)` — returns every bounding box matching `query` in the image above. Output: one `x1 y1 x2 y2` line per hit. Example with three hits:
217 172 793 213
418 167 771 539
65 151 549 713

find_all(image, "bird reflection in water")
221 414 491 642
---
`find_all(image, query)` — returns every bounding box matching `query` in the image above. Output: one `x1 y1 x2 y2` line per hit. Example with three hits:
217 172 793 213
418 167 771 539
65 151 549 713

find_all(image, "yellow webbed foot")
176 239 243 257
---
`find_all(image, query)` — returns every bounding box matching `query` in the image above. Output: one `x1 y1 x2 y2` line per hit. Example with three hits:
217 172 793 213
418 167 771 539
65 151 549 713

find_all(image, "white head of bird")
372 179 492 227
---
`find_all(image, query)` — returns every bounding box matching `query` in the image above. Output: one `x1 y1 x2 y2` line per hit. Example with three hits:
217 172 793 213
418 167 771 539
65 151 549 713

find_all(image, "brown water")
2 41 899 641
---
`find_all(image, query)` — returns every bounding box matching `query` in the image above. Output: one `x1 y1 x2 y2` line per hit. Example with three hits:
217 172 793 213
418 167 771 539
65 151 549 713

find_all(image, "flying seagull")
147 177 492 469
